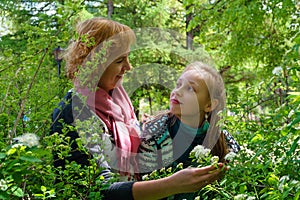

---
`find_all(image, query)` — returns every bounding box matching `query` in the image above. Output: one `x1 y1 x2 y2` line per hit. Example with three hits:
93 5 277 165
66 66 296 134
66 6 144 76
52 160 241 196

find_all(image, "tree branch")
12 48 49 136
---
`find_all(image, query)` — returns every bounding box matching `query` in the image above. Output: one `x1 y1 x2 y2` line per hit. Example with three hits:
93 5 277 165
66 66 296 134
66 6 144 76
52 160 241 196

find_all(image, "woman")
50 17 226 200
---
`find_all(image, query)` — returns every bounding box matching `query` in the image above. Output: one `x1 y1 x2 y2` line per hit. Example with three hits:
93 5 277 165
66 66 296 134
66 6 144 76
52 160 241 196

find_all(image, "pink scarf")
76 84 141 178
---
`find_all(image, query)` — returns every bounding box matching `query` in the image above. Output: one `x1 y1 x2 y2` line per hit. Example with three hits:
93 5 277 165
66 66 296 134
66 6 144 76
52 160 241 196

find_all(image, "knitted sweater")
138 113 240 200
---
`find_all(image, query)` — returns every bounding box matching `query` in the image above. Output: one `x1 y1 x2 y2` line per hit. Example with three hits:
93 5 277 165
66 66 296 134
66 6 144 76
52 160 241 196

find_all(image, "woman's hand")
166 163 228 194
132 163 228 200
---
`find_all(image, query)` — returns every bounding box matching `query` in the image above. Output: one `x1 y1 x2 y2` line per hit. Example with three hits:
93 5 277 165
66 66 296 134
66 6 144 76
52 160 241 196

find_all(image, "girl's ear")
204 99 219 112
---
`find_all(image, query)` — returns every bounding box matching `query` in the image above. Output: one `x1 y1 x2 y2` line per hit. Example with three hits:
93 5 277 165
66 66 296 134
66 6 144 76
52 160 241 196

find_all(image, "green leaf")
7 148 16 155
0 193 9 200
33 194 44 197
287 136 300 156
287 113 300 128
0 153 6 159
41 186 47 192
48 189 56 196
11 186 23 197
20 156 42 163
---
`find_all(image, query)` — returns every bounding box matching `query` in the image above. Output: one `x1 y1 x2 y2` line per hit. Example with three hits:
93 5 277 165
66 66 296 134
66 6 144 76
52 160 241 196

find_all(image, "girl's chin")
170 108 181 115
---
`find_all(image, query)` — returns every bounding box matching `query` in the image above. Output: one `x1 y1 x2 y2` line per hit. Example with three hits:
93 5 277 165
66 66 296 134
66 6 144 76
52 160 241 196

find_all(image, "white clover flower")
246 197 256 200
257 155 263 162
176 162 183 169
279 175 290 183
191 145 211 160
203 148 211 157
272 66 282 75
278 175 290 192
244 148 255 156
150 170 158 177
11 143 26 149
225 151 237 162
191 145 204 156
278 183 284 192
210 156 219 165
166 167 172 173
160 167 165 173
0 179 6 186
14 133 40 148
234 194 247 200
142 174 149 181
0 179 8 191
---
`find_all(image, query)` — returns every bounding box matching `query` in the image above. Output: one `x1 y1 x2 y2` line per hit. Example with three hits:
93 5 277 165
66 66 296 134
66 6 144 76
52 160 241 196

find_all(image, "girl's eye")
187 86 194 92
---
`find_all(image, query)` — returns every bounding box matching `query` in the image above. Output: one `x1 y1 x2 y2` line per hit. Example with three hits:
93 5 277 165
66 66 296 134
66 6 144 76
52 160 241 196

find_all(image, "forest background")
0 0 299 199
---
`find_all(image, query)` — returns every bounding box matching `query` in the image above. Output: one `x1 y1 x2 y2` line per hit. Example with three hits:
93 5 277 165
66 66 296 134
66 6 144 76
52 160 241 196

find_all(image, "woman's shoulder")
51 89 74 125
51 89 108 132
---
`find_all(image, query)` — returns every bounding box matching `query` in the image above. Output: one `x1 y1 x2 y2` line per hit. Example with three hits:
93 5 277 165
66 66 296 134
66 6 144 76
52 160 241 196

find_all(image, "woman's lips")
116 74 124 79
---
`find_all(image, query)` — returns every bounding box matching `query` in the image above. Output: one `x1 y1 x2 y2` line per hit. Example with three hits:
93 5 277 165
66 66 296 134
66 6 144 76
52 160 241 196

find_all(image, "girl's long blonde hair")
184 61 228 161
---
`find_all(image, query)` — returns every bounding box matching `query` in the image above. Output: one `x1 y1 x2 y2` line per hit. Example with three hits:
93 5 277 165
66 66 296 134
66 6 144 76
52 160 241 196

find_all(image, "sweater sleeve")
102 181 135 200
50 91 90 168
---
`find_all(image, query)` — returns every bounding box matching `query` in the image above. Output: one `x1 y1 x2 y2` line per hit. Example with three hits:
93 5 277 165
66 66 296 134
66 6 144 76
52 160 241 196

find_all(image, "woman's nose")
123 57 132 71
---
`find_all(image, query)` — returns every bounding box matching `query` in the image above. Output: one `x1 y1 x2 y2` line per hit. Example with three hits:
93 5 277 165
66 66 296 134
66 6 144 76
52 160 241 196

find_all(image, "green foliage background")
0 0 299 199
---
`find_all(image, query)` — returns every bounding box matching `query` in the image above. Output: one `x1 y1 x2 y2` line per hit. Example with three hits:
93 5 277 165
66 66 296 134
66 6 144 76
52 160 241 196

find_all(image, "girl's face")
170 70 211 118
98 52 131 92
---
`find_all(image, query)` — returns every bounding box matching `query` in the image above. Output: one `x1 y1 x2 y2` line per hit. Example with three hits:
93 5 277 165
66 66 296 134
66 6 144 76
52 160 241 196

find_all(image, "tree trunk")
186 5 193 50
107 0 114 18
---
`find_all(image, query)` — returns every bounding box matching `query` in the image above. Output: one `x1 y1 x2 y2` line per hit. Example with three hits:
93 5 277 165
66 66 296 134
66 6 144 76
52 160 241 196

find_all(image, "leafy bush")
0 132 111 199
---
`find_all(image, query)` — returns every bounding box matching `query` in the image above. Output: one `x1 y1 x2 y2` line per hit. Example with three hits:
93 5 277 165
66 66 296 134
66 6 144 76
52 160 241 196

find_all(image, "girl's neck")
177 114 205 129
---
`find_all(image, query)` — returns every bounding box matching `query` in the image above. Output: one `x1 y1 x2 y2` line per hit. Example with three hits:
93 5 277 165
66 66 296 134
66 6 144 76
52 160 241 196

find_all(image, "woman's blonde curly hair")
64 17 136 80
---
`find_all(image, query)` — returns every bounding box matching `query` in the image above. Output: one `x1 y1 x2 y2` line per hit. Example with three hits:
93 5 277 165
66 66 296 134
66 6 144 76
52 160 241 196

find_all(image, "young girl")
138 61 240 199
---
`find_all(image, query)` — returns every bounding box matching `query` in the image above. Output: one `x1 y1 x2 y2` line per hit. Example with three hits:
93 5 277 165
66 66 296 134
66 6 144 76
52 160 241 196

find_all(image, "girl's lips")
170 98 180 104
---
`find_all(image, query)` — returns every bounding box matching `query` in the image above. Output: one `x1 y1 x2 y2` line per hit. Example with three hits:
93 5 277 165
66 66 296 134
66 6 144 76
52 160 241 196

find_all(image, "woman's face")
98 52 131 92
170 70 211 118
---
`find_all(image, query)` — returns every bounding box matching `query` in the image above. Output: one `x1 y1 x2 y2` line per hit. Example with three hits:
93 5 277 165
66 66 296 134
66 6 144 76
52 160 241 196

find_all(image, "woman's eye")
176 82 181 88
115 57 125 63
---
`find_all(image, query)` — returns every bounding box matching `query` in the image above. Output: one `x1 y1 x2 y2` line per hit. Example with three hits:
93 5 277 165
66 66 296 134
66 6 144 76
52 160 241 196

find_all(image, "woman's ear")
204 99 219 112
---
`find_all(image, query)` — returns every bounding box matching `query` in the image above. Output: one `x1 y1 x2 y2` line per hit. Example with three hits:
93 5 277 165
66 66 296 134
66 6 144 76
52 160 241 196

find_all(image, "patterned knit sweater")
138 113 240 200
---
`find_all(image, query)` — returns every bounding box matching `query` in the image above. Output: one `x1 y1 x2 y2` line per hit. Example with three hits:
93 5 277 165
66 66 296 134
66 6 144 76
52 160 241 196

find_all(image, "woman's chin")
114 78 123 87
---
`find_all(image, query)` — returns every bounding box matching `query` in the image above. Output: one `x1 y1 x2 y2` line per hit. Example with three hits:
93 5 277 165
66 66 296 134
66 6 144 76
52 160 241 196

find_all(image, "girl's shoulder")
141 111 172 140
222 129 241 153
139 112 174 172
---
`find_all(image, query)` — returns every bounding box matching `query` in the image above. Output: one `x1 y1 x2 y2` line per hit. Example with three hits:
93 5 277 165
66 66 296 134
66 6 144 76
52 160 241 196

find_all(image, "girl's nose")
173 87 182 97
